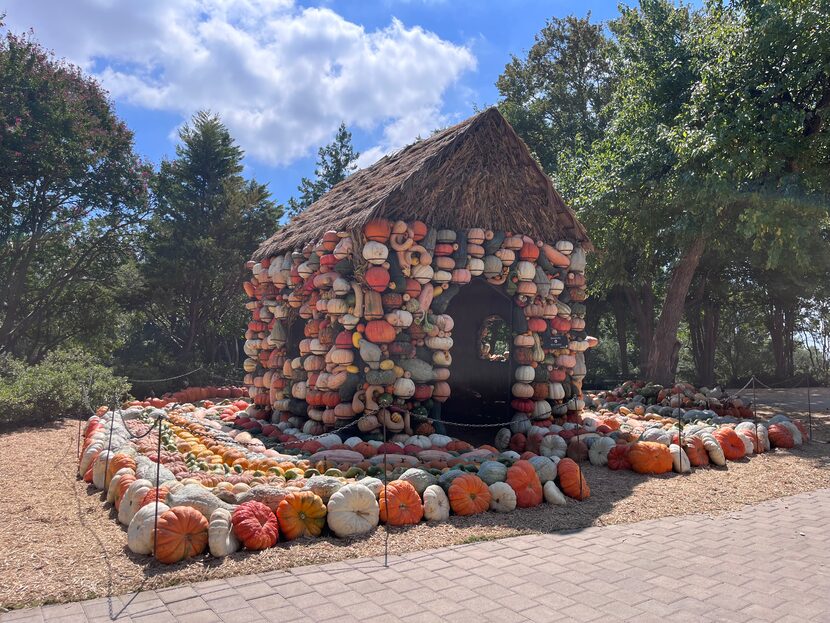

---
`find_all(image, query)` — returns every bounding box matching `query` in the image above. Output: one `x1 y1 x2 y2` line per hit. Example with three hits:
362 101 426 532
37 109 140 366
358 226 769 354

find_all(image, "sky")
3 0 624 209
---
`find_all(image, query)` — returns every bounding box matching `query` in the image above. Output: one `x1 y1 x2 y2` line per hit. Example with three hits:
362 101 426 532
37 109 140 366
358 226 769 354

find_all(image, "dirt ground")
1 395 828 611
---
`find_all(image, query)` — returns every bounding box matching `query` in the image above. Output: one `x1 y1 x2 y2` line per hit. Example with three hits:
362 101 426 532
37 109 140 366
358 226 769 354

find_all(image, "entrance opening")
442 278 513 443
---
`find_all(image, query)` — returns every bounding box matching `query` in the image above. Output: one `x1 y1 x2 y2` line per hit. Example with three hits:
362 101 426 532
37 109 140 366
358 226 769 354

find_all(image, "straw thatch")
254 107 591 260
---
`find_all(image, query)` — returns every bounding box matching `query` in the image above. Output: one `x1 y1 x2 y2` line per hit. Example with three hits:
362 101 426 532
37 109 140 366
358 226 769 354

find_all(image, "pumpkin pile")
79 396 595 564
587 381 753 422
240 219 597 440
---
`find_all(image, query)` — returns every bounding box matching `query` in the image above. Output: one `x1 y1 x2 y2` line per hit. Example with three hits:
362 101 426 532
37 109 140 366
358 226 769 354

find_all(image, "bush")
0 348 131 425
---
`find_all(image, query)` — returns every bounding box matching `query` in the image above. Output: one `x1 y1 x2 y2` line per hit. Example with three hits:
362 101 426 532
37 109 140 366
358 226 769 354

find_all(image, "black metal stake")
382 417 389 568
153 415 163 557
77 416 83 461
806 373 812 441
102 397 116 494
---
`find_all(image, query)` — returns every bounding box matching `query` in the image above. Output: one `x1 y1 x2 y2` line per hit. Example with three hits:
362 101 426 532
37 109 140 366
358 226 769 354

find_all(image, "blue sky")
4 0 623 209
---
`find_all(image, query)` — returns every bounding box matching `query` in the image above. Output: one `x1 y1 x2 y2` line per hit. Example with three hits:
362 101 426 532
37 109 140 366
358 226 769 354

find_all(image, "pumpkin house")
243 108 595 444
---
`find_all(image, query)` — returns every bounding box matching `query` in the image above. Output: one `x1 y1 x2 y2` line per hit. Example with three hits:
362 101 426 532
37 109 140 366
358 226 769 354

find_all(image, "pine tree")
287 122 359 216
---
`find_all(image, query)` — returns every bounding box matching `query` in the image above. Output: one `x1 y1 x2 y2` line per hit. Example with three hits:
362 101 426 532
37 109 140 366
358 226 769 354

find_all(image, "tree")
496 14 612 193
287 122 359 216
0 26 149 361
134 111 281 371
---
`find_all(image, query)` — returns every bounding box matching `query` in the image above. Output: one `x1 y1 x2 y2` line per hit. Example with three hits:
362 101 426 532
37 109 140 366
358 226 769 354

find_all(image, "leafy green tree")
0 26 149 361
287 122 359 216
496 14 612 191
133 111 281 371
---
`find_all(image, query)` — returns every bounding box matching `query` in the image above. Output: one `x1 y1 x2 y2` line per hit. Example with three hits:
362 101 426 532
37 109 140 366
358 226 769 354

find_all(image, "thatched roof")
254 107 591 260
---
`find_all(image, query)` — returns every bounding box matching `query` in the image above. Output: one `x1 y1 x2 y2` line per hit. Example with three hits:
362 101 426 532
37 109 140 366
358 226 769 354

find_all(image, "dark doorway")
441 278 513 443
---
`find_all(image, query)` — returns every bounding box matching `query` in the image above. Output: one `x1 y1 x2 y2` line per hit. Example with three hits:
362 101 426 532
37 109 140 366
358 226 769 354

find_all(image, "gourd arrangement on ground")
79 377 809 564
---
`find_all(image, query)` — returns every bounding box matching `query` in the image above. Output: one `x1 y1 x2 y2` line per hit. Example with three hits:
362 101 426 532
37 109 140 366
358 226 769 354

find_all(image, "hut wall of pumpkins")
241 108 597 444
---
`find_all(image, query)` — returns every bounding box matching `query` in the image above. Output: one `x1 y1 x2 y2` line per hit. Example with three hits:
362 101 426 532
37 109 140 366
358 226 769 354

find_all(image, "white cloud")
3 0 475 165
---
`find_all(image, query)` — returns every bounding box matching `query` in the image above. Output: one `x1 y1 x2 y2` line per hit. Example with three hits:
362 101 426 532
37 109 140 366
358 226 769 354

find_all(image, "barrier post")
153 415 163 557
382 417 389 568
806 373 813 441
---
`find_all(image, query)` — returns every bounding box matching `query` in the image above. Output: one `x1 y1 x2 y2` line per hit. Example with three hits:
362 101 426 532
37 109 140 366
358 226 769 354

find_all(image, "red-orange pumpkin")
365 266 391 292
232 501 279 550
364 320 396 344
506 460 543 508
683 436 710 467
768 423 794 448
607 444 631 470
379 480 424 525
627 442 673 474
154 506 209 564
557 457 590 500
713 428 746 461
364 219 392 242
448 474 491 516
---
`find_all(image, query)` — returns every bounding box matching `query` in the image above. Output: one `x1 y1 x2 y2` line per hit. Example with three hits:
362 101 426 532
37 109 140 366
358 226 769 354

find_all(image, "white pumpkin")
514 366 536 383
488 482 517 513
398 468 438 496
540 434 567 459
509 413 532 434
735 431 755 456
588 437 616 466
326 484 380 538
358 476 385 499
118 479 153 526
107 468 134 504
127 502 170 555
669 444 691 473
543 481 567 506
428 434 452 448
698 432 726 466
405 435 432 450
422 484 450 522
528 456 558 483
91 450 114 491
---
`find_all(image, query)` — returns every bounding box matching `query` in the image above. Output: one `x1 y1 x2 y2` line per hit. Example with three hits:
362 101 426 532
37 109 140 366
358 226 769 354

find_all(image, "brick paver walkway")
4 488 829 623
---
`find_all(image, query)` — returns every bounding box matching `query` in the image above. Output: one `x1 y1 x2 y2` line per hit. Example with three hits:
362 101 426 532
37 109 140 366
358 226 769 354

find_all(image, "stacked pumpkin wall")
242 220 597 442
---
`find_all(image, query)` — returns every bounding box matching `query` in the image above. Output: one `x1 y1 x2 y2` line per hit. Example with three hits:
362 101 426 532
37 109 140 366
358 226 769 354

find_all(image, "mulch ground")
1 413 828 611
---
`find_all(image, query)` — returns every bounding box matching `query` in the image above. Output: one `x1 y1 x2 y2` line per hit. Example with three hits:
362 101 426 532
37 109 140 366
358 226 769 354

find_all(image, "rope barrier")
127 367 204 384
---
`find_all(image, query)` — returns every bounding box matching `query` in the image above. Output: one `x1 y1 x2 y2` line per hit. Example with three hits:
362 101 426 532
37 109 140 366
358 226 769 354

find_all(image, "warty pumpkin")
379 480 424 525
154 506 209 564
277 491 327 540
232 501 279 550
448 474 491 516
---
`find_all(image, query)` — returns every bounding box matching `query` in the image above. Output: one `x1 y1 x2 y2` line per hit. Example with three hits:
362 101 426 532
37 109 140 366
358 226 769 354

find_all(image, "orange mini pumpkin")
448 474 491 516
379 480 424 525
506 460 543 508
154 506 209 564
557 457 590 500
277 491 327 540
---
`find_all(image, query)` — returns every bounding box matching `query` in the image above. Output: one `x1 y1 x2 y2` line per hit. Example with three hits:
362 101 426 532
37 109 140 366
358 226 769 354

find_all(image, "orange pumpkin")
683 436 709 466
138 485 170 510
627 442 673 474
154 506 209 564
114 474 136 510
768 423 794 448
364 219 392 242
364 320 396 344
557 457 590 500
277 491 327 540
713 428 746 461
448 474 491 516
607 444 631 470
379 480 424 525
106 454 136 482
506 460 543 508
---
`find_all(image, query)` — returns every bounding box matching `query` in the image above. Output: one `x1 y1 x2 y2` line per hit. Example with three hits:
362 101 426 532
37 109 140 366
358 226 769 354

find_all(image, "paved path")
4 489 830 623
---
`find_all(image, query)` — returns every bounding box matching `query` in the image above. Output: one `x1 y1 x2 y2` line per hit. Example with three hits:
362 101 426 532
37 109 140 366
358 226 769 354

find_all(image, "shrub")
0 348 130 425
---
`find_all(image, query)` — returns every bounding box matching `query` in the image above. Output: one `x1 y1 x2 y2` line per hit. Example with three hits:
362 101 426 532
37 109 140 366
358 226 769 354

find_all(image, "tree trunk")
767 297 797 380
610 289 629 378
645 235 707 385
622 283 655 376
688 291 720 388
